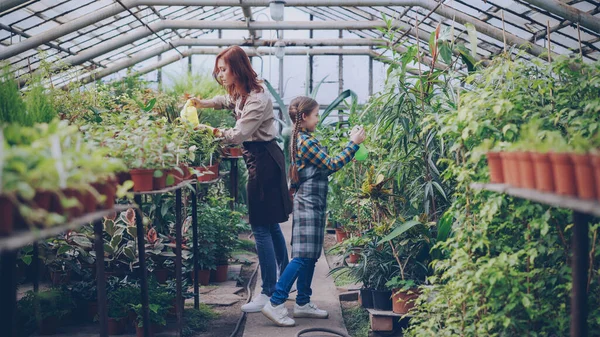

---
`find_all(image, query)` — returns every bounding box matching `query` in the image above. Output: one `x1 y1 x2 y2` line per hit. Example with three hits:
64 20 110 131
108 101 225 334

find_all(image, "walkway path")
242 219 349 337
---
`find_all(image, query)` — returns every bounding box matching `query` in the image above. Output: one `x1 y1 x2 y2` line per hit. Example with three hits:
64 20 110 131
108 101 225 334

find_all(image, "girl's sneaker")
261 302 296 327
293 302 329 319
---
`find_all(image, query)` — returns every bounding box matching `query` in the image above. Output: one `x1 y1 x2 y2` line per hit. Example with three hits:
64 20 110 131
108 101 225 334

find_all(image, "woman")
191 46 293 313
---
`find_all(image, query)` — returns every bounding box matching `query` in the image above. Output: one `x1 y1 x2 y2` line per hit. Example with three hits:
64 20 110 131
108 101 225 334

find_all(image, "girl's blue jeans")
251 223 289 296
270 257 318 306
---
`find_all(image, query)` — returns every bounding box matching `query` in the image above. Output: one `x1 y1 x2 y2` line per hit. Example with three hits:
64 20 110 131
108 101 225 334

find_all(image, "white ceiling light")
269 1 285 21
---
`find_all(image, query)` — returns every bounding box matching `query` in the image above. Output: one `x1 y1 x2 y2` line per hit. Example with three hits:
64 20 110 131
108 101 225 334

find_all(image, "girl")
261 96 366 326
191 46 292 312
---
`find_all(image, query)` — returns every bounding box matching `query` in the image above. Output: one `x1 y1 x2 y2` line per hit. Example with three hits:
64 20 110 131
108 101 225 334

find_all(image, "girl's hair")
213 46 263 104
288 96 319 184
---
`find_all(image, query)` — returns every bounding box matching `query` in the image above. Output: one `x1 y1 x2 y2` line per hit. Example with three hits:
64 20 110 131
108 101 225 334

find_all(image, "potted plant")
107 284 140 335
17 289 74 335
186 126 221 182
130 303 167 337
71 280 98 322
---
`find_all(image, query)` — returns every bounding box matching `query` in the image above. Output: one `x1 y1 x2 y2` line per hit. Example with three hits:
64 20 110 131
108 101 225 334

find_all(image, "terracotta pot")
531 152 555 192
82 189 98 213
153 269 169 284
592 154 600 202
213 264 228 283
516 151 535 189
108 317 126 335
500 152 521 187
335 228 348 243
116 171 131 185
130 169 155 192
63 188 84 219
192 269 211 286
348 250 360 264
486 152 505 184
50 270 71 286
39 316 60 335
195 163 219 182
34 190 53 211
549 152 577 196
135 325 156 337
224 147 243 157
570 153 597 200
92 182 116 210
87 301 99 321
392 288 420 314
170 165 189 185
152 170 167 190
0 195 14 236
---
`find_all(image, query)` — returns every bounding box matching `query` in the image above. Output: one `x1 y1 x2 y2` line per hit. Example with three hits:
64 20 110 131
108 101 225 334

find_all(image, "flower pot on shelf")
34 190 53 211
500 152 521 187
0 195 14 236
570 153 596 200
334 228 348 243
592 154 600 202
82 189 97 213
195 163 219 182
359 288 374 309
531 152 555 192
392 288 420 314
486 152 505 184
223 147 243 157
191 269 211 286
371 289 393 311
516 152 535 189
213 264 229 283
130 169 155 192
108 317 126 335
152 170 167 190
170 164 190 185
62 188 84 219
549 152 577 196
92 182 116 210
116 171 131 185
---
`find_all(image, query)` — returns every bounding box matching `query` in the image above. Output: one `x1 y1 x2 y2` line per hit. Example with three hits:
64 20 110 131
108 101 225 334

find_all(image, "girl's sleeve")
299 135 359 174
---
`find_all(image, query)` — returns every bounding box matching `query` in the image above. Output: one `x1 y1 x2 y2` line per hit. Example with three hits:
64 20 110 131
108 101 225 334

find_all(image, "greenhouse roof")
1 0 599 88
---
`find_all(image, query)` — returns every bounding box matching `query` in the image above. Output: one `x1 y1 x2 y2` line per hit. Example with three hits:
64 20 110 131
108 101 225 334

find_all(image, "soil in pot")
359 288 374 309
392 288 420 314
108 317 126 335
130 169 155 192
0 195 14 236
549 152 577 196
531 152 555 192
516 152 535 189
152 170 167 190
571 153 596 200
372 289 393 311
486 152 505 184
335 228 348 243
213 264 229 283
192 269 211 286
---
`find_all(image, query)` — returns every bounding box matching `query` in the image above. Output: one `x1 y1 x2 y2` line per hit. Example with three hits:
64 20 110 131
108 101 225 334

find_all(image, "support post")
191 183 199 309
571 211 590 337
368 46 373 96
32 242 39 292
94 219 108 337
0 250 17 337
134 195 150 337
338 29 343 122
157 54 162 89
309 15 314 94
175 189 183 336
188 46 192 74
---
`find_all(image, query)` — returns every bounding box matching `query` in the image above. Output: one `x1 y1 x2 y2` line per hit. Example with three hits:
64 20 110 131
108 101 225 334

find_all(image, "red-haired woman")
192 46 292 312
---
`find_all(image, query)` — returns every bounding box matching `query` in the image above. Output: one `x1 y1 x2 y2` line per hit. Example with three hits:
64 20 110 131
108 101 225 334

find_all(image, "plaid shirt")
295 128 359 174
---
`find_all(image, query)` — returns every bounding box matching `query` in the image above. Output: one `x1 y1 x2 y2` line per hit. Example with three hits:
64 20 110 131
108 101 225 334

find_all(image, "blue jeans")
270 257 317 306
251 223 289 296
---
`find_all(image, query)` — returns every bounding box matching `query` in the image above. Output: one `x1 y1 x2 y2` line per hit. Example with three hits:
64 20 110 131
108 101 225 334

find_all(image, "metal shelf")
470 183 600 217
0 205 134 253
132 179 196 196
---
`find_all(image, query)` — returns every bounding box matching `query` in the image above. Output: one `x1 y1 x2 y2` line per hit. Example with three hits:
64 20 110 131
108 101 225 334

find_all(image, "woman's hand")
190 97 213 109
350 126 366 144
195 124 223 137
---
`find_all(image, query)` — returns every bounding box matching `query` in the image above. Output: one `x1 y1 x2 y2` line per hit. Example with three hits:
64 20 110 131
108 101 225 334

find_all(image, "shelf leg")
0 249 17 337
134 196 150 337
571 211 590 337
176 189 183 336
32 242 39 293
191 183 199 309
94 219 108 337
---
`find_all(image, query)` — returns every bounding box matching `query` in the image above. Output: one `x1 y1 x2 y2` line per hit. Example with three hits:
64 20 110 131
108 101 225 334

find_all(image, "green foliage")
181 306 218 337
17 289 75 332
108 284 139 318
0 65 26 125
342 306 370 337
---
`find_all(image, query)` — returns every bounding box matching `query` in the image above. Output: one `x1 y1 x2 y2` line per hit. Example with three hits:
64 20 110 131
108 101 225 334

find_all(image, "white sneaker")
261 302 296 327
242 293 270 313
293 302 329 319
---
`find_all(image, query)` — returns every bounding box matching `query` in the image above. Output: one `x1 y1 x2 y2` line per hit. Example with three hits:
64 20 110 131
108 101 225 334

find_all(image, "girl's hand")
190 97 213 109
350 126 366 144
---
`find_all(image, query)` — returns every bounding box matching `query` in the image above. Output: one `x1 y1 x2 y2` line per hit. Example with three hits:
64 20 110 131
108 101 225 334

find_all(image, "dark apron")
242 140 292 226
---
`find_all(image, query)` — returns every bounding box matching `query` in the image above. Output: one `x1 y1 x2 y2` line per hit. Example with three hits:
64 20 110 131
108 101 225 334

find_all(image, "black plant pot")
372 289 392 311
359 288 374 309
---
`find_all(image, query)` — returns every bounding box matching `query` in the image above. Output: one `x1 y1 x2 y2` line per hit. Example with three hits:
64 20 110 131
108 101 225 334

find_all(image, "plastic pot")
359 288 374 309
392 288 420 314
130 169 155 192
152 170 167 190
516 151 535 189
92 182 116 210
116 171 131 185
195 164 219 182
592 154 600 202
33 190 53 211
570 153 596 200
108 317 126 335
372 289 393 311
213 264 229 283
347 250 360 264
82 189 98 213
531 152 555 192
224 147 243 157
486 151 505 183
335 228 348 243
500 152 521 187
549 152 577 196
0 195 14 236
63 188 84 219
192 269 211 286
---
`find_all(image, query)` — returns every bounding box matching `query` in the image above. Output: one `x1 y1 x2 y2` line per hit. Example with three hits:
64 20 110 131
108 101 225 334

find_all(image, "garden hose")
229 260 260 337
294 327 351 337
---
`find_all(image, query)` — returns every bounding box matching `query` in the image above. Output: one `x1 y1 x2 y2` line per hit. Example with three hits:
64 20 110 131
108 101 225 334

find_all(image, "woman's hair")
213 46 263 103
288 96 319 184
